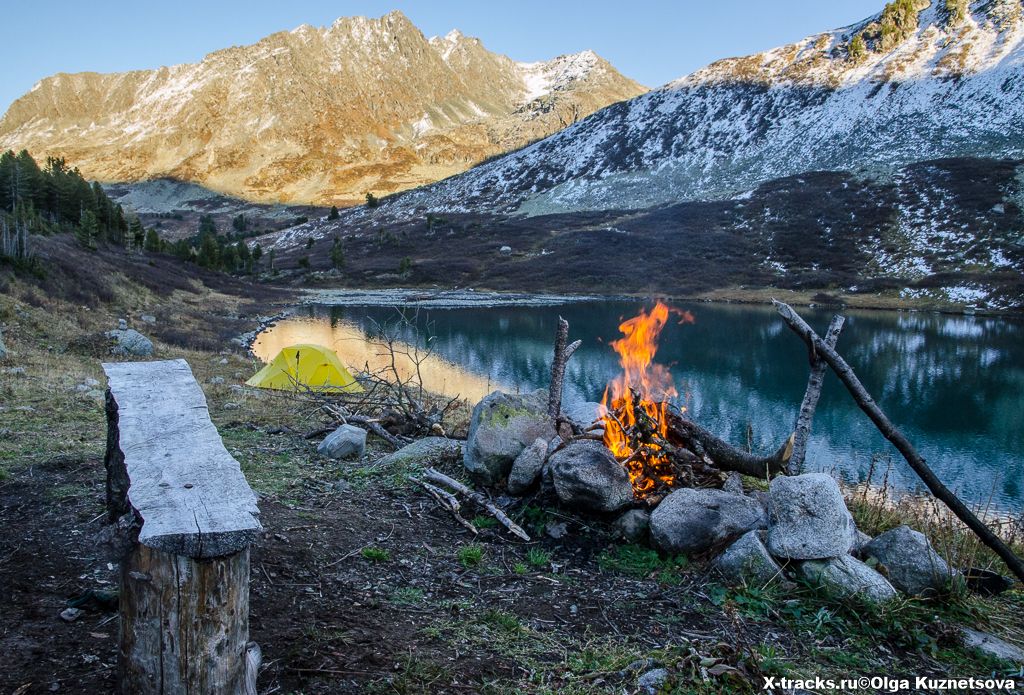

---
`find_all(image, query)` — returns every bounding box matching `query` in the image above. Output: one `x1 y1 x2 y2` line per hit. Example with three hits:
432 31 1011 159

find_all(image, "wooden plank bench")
102 359 262 694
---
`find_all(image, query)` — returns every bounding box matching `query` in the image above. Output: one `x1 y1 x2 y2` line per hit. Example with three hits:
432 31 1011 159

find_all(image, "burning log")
773 299 1024 585
665 411 793 479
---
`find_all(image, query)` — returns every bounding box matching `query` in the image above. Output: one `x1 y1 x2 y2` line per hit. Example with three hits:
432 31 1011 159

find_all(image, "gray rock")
376 437 462 468
766 473 856 560
498 245 512 255
799 554 897 604
140 314 156 324
59 607 84 623
75 384 91 393
563 401 606 430
636 667 669 695
507 437 549 494
209 376 225 385
722 472 744 495
545 521 569 539
222 402 240 411
851 529 872 558
0 328 7 360
714 530 793 589
463 390 554 485
547 439 634 513
960 628 1024 664
318 424 367 459
84 389 104 401
864 525 955 596
614 509 651 543
106 329 154 357
650 488 767 555
84 378 99 387
117 319 128 330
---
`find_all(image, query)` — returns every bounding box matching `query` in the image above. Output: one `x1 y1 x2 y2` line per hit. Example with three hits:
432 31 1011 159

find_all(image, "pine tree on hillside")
77 209 99 249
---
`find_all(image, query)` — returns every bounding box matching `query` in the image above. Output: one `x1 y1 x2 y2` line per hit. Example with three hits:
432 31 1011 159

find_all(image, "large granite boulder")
766 473 856 560
864 525 955 596
507 437 550 495
798 555 897 604
106 328 154 357
563 401 606 431
714 530 793 589
464 390 554 485
547 439 634 513
650 488 767 555
318 424 367 460
376 437 462 469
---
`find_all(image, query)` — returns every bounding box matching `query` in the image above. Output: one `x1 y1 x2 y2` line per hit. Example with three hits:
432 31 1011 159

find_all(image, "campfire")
600 302 703 500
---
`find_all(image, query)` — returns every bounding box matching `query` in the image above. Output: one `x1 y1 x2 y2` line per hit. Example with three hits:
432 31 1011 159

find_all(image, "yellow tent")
246 344 363 393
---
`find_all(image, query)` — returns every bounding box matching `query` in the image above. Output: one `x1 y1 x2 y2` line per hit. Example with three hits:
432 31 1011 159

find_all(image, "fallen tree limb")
423 468 531 541
417 480 478 536
773 299 1024 584
666 411 793 478
790 315 845 473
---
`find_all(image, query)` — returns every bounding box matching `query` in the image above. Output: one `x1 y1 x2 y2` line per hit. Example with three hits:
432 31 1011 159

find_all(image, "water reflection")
254 302 1024 509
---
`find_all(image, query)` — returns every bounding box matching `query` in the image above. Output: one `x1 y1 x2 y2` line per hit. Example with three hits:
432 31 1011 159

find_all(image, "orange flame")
601 302 694 497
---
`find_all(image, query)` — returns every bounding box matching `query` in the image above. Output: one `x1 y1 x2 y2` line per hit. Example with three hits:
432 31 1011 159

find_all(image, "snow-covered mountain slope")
380 0 1024 217
0 11 644 206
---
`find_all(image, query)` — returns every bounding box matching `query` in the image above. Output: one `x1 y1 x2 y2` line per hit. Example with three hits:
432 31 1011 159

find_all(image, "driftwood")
790 315 845 473
666 411 794 479
773 300 1024 584
103 359 262 693
423 468 531 541
547 316 582 419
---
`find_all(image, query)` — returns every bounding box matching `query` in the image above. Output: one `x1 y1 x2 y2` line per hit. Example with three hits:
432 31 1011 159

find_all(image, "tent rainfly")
246 344 363 393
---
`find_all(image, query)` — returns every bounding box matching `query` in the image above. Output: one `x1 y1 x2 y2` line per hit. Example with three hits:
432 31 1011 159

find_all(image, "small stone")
507 437 549 495
613 509 651 543
637 667 669 695
140 314 156 324
106 329 154 357
864 525 955 596
59 607 84 623
766 473 856 560
318 424 367 459
84 378 100 387
650 488 767 555
545 521 569 539
547 439 634 513
798 554 897 604
117 319 128 330
498 245 512 255
209 376 225 385
376 437 462 468
714 530 793 589
959 628 1024 664
222 402 240 411
722 472 744 495
219 357 229 365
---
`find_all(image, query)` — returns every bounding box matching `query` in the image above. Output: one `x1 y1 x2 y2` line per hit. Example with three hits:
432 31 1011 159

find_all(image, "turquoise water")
268 300 1024 509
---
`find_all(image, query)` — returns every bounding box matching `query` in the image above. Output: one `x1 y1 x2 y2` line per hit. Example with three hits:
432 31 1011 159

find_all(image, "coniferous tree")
328 205 340 220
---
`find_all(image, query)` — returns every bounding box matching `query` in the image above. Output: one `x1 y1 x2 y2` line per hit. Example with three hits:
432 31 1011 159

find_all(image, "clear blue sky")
1 0 883 114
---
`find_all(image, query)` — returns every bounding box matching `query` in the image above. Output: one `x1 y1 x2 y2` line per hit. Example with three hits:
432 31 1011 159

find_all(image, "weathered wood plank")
103 359 261 559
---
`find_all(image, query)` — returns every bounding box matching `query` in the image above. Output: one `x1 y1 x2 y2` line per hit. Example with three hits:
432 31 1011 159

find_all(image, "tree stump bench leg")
119 546 252 694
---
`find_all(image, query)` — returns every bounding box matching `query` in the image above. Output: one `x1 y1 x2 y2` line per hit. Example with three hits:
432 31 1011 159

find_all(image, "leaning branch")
773 299 1024 584
790 315 845 473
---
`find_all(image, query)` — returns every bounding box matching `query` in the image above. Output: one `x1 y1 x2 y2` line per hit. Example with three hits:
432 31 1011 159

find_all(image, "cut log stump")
103 359 262 695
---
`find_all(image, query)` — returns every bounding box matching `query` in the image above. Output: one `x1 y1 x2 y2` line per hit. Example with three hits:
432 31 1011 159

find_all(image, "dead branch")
666 411 793 478
773 299 1024 584
417 480 478 535
423 468 531 541
790 315 845 473
548 317 582 419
